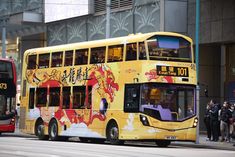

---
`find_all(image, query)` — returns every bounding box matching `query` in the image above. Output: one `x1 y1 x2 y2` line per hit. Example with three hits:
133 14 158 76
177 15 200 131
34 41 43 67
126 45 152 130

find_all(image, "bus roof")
24 32 192 55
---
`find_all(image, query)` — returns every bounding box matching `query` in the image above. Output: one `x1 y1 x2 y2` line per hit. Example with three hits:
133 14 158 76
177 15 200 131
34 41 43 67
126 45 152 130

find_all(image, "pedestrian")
15 103 20 127
229 104 235 146
204 102 211 141
209 99 219 142
219 101 231 142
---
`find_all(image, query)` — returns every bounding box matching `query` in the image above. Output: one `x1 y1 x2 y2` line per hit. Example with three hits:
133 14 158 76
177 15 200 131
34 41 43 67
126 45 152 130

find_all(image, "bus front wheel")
155 140 171 147
49 119 59 141
107 121 124 145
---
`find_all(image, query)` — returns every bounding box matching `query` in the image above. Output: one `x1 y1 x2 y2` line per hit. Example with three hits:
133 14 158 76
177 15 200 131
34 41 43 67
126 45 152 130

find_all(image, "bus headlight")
193 117 198 127
140 115 149 126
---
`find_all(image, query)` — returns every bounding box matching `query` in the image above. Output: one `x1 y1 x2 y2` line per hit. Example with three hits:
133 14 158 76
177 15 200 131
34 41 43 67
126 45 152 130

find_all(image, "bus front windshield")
140 83 195 121
147 36 192 62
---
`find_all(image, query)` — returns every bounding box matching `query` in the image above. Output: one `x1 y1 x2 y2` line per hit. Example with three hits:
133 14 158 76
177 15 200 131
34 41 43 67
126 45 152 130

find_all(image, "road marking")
0 150 61 157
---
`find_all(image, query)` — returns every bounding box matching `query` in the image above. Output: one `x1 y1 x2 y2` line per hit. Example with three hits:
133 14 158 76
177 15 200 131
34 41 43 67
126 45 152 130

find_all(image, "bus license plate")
165 136 176 140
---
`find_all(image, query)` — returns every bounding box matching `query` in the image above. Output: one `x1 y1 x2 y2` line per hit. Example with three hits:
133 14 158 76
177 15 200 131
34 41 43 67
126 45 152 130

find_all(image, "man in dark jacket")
209 99 219 141
204 102 211 140
219 101 231 142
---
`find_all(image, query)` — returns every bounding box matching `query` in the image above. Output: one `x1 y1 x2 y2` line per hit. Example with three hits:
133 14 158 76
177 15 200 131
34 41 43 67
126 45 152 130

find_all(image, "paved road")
0 136 234 157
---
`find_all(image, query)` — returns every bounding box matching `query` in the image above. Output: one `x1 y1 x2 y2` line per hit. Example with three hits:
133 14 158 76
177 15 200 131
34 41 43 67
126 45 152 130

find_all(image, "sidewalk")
4 128 235 151
172 134 235 151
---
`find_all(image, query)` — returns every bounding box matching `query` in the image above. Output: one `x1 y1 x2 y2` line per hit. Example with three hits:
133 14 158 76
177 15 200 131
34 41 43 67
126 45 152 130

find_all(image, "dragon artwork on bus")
0 58 17 135
20 32 197 147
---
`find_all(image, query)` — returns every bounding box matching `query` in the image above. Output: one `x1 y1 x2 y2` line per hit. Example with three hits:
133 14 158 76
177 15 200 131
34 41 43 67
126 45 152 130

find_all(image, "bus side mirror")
204 89 208 97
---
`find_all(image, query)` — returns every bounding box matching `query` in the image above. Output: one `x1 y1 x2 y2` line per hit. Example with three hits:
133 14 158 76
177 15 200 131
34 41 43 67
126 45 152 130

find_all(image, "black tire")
0 132 2 136
155 140 171 147
35 120 49 140
107 121 124 145
49 119 59 141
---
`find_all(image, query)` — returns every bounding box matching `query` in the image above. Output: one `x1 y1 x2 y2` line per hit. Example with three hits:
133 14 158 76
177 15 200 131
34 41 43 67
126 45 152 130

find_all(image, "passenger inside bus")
91 47 105 64
168 49 179 57
139 42 147 60
76 54 83 65
126 43 137 61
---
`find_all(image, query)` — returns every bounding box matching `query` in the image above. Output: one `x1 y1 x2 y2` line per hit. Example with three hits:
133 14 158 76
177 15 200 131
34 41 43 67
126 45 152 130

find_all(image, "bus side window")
49 87 60 106
86 86 92 109
36 87 47 107
108 45 123 62
64 50 73 66
139 42 147 60
124 84 140 112
28 55 37 69
73 86 85 109
126 43 137 61
75 49 88 65
51 52 63 67
39 54 50 69
62 87 71 109
90 47 105 64
29 88 35 109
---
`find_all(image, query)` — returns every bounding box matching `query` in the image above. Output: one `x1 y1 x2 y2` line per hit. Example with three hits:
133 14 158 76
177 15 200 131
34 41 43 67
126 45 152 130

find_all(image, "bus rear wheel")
107 121 124 145
155 140 171 147
49 119 59 141
35 120 48 140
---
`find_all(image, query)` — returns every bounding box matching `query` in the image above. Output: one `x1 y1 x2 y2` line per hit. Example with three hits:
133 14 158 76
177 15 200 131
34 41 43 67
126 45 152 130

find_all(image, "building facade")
1 0 234 131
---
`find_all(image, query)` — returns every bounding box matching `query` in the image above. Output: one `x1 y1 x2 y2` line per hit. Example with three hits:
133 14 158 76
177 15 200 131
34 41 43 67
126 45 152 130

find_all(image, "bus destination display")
156 65 189 77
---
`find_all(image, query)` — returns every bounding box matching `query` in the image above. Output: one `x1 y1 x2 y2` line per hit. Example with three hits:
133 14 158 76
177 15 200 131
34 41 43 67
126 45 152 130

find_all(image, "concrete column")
106 0 111 39
220 45 226 103
1 19 7 58
160 0 165 31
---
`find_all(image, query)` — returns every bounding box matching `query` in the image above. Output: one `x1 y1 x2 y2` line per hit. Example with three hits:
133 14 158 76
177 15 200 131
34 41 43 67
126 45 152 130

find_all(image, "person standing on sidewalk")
209 99 219 142
229 104 235 146
219 101 231 142
204 102 211 141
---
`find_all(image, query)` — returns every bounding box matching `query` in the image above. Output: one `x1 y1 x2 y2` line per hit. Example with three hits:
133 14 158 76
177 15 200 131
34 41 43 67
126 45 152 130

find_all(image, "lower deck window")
49 87 60 106
36 88 47 107
73 86 92 109
124 83 195 121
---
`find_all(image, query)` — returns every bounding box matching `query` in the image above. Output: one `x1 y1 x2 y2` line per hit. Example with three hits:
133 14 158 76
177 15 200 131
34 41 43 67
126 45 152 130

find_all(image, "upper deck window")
108 45 123 62
39 54 50 69
75 49 88 65
0 61 13 79
139 42 147 60
126 43 137 61
147 36 192 62
90 47 106 64
64 50 73 66
28 55 37 69
51 52 63 67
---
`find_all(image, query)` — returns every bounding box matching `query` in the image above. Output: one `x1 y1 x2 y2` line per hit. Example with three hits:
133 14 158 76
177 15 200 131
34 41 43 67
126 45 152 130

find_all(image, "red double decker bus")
0 58 17 135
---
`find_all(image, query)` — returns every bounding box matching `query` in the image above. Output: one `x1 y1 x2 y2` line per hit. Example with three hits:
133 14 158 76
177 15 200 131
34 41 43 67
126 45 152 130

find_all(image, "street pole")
1 18 7 58
195 0 200 144
106 0 111 39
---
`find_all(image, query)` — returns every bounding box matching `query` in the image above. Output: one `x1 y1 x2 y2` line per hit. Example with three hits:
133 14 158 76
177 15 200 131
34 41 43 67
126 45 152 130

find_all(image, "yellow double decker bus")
20 32 197 147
